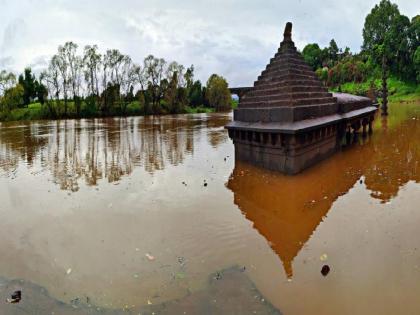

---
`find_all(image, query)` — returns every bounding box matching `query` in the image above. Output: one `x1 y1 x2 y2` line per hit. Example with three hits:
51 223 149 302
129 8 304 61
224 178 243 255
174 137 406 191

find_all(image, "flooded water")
0 102 419 314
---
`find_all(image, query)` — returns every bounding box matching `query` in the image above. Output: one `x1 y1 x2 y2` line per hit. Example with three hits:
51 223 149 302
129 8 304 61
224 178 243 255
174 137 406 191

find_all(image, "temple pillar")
346 126 352 145
352 122 361 143
362 119 368 138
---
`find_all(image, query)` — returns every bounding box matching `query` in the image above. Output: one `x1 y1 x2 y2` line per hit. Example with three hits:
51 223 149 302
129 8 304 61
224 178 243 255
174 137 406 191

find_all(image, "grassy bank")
0 97 242 122
0 101 221 122
331 77 420 103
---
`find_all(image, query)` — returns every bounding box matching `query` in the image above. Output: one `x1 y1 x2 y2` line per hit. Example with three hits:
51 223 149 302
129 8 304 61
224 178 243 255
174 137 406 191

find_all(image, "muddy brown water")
0 102 419 314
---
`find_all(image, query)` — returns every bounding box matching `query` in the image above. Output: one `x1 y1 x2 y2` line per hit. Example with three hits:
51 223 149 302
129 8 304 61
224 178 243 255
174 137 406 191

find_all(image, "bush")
126 101 143 116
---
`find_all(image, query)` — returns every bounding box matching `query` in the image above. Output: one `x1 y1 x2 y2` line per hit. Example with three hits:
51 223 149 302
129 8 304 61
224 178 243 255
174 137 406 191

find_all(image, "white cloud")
0 0 418 86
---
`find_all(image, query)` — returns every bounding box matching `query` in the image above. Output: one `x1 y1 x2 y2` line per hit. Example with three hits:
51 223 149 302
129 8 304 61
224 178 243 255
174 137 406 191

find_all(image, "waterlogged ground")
0 102 419 314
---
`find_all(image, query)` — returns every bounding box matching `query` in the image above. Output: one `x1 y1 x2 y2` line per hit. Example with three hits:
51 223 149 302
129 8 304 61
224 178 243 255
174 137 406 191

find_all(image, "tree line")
0 44 232 120
301 0 419 113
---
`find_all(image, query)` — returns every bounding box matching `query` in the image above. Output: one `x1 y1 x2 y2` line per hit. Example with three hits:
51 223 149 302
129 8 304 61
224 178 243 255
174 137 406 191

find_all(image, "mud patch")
0 267 281 314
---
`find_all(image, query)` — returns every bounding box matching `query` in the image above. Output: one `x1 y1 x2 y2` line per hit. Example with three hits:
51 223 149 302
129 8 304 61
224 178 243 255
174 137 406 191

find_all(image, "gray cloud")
0 0 418 86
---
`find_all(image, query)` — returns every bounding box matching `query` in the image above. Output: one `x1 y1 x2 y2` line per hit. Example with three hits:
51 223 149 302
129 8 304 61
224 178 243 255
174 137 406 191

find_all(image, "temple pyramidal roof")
232 22 375 131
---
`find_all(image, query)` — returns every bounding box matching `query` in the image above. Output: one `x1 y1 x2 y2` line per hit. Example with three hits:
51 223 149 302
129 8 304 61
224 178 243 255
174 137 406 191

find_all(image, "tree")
41 56 61 117
132 64 149 112
119 55 136 113
189 80 204 107
184 65 194 90
164 72 181 113
83 45 102 97
414 46 420 82
63 42 78 97
328 39 339 62
59 42 84 115
166 61 185 88
410 16 420 82
18 68 37 106
120 55 136 96
0 84 24 111
363 0 403 115
206 74 231 111
44 56 61 102
302 43 322 70
56 46 71 116
144 55 167 110
0 70 16 96
34 80 47 104
104 49 125 89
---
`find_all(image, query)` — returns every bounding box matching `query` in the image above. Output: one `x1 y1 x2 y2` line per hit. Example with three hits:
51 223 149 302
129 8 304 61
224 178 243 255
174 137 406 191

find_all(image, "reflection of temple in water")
227 106 420 278
0 114 231 191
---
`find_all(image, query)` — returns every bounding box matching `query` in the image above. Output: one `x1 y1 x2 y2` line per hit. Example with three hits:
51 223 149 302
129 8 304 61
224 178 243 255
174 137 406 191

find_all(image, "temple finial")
283 22 293 41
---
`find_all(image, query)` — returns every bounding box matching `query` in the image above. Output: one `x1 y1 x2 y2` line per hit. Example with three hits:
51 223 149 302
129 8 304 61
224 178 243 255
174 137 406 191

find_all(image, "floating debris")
320 254 328 262
177 256 186 266
321 265 330 276
70 297 80 306
145 253 155 261
66 268 72 275
176 272 185 279
7 291 21 304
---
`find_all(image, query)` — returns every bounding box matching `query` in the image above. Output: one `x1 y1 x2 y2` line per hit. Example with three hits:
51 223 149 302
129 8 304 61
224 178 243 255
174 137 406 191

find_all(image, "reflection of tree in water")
0 122 49 173
0 114 231 191
207 130 228 148
227 106 420 278
364 116 419 202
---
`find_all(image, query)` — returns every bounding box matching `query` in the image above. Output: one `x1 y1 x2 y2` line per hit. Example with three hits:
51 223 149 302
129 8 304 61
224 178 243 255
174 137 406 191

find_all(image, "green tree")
414 46 420 82
302 43 322 70
18 68 37 106
362 0 404 115
206 74 231 111
184 65 194 90
0 70 16 95
410 16 420 82
328 39 339 62
315 67 328 85
189 80 204 107
164 71 186 114
34 80 47 104
0 84 24 111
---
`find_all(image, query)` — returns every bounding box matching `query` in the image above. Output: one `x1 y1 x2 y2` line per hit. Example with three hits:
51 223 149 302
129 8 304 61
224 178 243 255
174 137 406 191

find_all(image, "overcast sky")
0 0 418 87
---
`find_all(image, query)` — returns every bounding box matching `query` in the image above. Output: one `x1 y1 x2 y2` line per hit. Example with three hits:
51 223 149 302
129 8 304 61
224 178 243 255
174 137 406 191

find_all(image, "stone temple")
226 22 378 175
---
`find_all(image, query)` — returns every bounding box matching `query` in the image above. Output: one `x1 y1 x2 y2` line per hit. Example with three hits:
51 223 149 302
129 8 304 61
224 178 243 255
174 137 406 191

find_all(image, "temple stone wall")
226 22 377 175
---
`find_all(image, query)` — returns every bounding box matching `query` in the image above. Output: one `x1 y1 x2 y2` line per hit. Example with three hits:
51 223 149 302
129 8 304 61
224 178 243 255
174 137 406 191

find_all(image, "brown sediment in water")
0 103 419 314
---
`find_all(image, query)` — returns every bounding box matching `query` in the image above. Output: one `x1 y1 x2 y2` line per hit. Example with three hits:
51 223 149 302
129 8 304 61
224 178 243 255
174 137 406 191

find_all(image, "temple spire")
283 22 293 42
